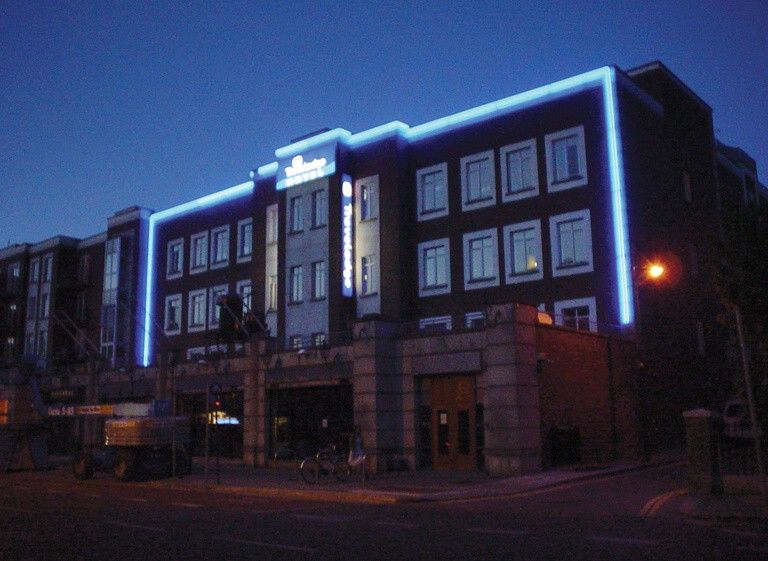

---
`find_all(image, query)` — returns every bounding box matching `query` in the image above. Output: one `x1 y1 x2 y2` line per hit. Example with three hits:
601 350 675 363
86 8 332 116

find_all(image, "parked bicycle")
299 443 351 483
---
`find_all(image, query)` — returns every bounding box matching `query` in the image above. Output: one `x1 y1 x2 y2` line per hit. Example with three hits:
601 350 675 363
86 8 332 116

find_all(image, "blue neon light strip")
141 181 254 366
257 162 278 177
255 66 633 327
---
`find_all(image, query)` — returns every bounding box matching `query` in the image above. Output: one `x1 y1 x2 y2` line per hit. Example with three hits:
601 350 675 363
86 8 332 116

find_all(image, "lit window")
289 335 303 349
360 255 377 296
461 151 496 211
237 219 253 262
188 289 207 332
463 228 499 289
190 232 209 273
210 226 229 268
312 332 328 347
550 209 593 277
311 190 327 228
289 266 303 303
503 220 543 283
501 139 538 202
166 239 184 279
164 294 182 335
311 261 326 300
554 297 596 332
289 196 303 233
416 163 448 220
545 126 587 192
266 205 279 244
360 181 378 221
418 239 450 297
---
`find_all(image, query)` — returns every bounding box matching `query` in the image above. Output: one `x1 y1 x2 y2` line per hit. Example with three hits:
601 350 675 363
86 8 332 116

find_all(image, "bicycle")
299 444 351 484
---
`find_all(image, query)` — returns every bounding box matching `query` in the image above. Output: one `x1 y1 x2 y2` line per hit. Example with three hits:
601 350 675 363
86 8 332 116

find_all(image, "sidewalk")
680 475 768 521
142 452 683 505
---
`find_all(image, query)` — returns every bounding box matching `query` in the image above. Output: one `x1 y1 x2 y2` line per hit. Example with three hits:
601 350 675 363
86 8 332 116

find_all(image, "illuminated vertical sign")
341 175 354 297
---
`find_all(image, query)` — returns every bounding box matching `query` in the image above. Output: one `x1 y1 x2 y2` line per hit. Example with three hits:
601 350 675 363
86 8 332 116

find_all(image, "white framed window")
164 294 182 335
29 258 40 284
208 284 228 327
550 209 593 277
500 139 539 202
311 189 327 228
237 218 253 263
360 180 378 221
554 297 597 332
42 254 53 283
210 225 229 268
188 289 207 332
186 347 206 361
266 204 279 244
166 238 184 279
311 261 326 300
236 280 252 313
545 125 588 192
416 163 448 221
190 231 209 273
39 292 49 318
360 255 377 296
312 332 328 347
463 228 499 290
503 220 543 284
289 195 303 233
289 265 303 304
419 315 452 333
8 262 20 292
418 238 450 297
267 275 278 311
461 150 496 211
465 311 485 329
289 335 304 349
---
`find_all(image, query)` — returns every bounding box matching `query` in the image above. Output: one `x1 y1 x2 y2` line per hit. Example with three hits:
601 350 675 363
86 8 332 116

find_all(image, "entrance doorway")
429 375 476 470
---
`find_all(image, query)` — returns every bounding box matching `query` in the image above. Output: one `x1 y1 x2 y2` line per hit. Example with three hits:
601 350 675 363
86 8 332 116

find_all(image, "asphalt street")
1 463 766 560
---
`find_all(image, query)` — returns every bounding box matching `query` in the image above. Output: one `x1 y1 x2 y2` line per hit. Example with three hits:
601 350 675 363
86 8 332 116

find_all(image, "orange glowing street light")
646 263 665 280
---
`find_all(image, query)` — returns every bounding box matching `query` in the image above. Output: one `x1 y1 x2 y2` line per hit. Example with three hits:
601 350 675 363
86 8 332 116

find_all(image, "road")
1 463 766 560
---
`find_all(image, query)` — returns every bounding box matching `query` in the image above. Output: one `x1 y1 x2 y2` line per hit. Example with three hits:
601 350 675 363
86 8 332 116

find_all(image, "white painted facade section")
264 203 279 338
355 175 380 318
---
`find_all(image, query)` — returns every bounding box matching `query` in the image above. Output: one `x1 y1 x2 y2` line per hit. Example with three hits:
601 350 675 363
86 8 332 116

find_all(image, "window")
164 294 182 335
29 259 40 284
501 139 539 202
311 261 326 300
550 209 593 277
208 285 228 327
545 126 587 192
360 181 378 221
312 332 328 347
418 238 450 297
289 196 303 233
188 289 207 332
289 266 303 304
463 228 499 289
554 297 597 332
190 232 209 273
237 219 253 262
39 293 49 318
289 335 303 349
503 220 543 283
311 189 327 228
267 275 278 311
360 255 377 296
465 311 485 329
461 150 496 211
27 294 37 319
210 226 229 268
416 163 448 220
42 254 53 283
682 171 692 203
419 316 452 333
7 262 20 293
166 239 184 279
266 205 279 244
237 280 252 313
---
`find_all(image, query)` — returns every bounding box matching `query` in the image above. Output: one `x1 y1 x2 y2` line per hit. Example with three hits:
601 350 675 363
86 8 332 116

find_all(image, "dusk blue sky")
2 1 766 245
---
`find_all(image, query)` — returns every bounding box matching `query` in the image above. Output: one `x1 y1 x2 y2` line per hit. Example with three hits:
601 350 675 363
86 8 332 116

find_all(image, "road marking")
215 537 316 554
375 521 419 529
588 536 656 547
0 506 33 514
446 461 685 504
172 502 202 508
467 528 528 536
105 521 163 532
639 488 687 516
122 497 148 503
